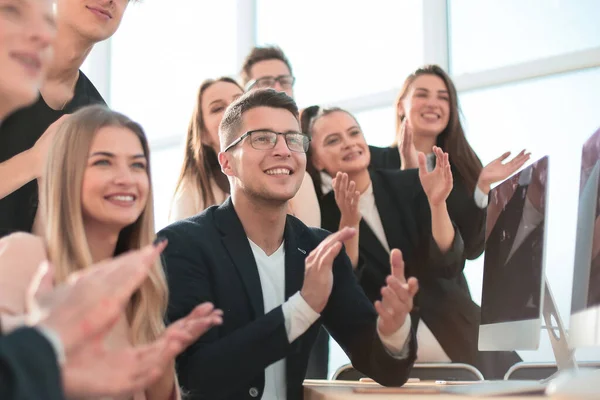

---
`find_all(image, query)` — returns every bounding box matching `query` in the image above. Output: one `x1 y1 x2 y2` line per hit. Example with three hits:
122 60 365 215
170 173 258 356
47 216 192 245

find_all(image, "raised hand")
397 119 419 170
301 227 357 313
375 249 418 336
163 302 223 350
332 172 361 228
33 240 168 355
62 333 183 398
478 149 531 194
418 146 453 207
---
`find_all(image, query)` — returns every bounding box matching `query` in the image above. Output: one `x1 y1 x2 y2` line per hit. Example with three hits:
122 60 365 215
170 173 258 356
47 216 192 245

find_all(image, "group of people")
0 1 533 399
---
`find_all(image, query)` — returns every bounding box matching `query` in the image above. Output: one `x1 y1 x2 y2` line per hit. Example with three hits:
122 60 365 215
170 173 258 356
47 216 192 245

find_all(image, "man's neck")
45 27 94 84
232 191 287 256
413 134 437 155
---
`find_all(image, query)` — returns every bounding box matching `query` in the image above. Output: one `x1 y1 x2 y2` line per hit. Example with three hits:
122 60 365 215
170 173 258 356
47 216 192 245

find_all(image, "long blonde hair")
40 105 168 345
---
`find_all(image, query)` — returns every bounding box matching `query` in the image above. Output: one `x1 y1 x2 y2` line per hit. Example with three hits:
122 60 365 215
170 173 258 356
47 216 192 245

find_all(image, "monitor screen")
570 127 600 348
481 156 549 326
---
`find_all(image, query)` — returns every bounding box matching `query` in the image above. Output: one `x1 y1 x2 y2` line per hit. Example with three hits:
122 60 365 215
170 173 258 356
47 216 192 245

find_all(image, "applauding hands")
478 150 531 195
24 241 223 399
397 119 419 170
332 172 361 268
376 249 418 336
418 146 453 207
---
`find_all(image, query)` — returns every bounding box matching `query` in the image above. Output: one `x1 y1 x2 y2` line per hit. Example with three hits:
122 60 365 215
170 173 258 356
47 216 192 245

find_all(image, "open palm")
478 150 531 192
418 146 453 207
397 119 419 170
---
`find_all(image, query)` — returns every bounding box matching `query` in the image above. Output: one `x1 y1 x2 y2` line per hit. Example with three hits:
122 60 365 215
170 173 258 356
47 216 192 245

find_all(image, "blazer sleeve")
0 327 64 400
420 209 466 280
320 243 417 387
446 174 486 260
160 227 295 399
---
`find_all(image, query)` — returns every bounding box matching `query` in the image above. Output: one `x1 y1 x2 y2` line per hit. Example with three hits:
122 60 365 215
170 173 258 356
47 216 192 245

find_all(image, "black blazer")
0 328 65 400
368 145 486 261
481 184 544 324
320 168 479 364
159 198 417 400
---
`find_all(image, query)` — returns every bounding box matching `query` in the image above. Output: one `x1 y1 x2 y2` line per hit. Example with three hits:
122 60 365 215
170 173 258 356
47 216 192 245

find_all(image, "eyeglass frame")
223 129 311 153
245 75 296 91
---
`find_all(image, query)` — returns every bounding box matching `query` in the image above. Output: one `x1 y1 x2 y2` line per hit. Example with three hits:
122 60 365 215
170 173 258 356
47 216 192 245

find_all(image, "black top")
0 71 105 238
158 198 417 400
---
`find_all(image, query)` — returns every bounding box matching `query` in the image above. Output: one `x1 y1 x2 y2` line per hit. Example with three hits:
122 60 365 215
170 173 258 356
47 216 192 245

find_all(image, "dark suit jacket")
159 198 417 400
367 145 486 261
320 168 479 363
481 185 544 324
0 328 64 400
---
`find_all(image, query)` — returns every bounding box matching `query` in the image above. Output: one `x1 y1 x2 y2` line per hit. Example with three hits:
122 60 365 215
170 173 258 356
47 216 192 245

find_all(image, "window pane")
449 0 600 74
110 1 238 143
354 106 396 148
257 0 423 107
150 145 184 231
461 68 600 362
460 67 600 316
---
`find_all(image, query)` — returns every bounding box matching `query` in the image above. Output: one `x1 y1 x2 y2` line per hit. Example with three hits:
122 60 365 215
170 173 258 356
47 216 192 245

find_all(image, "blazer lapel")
358 219 390 271
371 171 418 255
283 217 307 301
216 199 265 318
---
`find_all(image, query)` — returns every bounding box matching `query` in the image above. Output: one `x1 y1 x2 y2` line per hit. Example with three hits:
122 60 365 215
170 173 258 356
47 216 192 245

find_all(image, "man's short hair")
219 89 299 150
240 46 294 86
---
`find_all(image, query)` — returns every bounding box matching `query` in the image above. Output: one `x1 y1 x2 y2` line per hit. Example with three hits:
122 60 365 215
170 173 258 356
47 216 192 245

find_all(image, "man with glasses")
240 46 296 98
241 45 329 380
159 89 418 400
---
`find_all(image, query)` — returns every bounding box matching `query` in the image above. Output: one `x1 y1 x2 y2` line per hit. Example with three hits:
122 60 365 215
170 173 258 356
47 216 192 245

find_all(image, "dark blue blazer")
0 328 64 400
159 198 417 400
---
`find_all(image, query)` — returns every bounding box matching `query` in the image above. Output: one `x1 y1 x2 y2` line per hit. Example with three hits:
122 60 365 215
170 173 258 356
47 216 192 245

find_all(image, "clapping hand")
375 249 418 336
418 146 453 207
397 119 419 170
478 150 531 194
332 172 361 228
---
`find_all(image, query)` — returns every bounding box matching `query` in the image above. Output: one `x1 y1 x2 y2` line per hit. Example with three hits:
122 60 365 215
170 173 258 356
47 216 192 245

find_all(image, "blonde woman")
170 77 320 227
0 105 221 399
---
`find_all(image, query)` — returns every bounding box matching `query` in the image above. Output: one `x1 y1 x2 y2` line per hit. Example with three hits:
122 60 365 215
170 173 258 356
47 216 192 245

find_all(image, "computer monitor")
479 156 549 351
570 127 600 348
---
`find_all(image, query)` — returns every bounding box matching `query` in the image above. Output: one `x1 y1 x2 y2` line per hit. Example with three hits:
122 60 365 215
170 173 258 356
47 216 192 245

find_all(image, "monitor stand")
540 277 578 379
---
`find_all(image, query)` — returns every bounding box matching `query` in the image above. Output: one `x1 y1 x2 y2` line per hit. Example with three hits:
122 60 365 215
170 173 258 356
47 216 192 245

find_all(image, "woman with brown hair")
388 64 529 259
170 77 320 227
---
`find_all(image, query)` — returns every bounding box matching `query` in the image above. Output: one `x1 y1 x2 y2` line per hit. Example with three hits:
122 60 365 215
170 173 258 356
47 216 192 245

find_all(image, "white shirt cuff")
281 292 321 343
474 185 489 209
377 316 411 359
35 325 66 365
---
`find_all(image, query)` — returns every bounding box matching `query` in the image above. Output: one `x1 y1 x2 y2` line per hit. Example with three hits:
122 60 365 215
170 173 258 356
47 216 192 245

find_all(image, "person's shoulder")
159 205 219 241
287 214 331 243
76 71 106 106
0 232 45 254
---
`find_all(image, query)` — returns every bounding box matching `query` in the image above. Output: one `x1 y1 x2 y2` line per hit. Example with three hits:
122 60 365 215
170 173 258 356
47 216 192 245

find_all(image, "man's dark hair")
219 89 299 150
240 46 294 86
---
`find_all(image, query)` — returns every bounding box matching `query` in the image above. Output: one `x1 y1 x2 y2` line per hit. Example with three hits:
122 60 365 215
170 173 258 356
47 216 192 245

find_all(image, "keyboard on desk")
440 380 548 396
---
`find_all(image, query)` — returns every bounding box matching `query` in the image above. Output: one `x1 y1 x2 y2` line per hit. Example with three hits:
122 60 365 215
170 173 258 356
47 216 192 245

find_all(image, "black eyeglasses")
245 75 296 91
224 129 310 153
